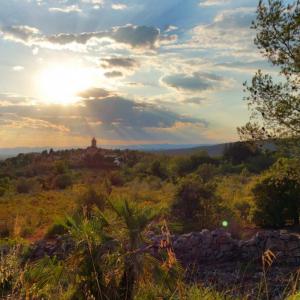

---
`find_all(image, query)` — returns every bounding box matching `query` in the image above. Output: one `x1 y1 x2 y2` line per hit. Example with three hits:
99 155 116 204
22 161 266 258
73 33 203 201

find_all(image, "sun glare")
36 65 95 105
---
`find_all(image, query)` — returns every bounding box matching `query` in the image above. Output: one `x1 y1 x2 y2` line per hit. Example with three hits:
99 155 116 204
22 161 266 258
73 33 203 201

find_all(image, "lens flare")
222 220 229 227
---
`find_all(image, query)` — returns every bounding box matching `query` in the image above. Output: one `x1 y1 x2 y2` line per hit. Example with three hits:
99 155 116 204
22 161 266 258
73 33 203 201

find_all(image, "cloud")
12 66 24 72
216 60 273 73
0 25 40 44
101 57 139 69
0 114 69 133
78 87 113 99
0 93 34 106
161 72 230 92
82 0 104 4
199 0 232 6
83 96 206 129
183 97 206 104
104 71 123 78
48 5 82 14
111 3 127 10
191 7 255 54
165 25 178 33
0 87 208 143
0 24 177 52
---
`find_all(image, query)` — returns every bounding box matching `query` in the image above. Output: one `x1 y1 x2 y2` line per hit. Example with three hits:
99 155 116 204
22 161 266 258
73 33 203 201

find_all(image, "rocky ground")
25 229 300 299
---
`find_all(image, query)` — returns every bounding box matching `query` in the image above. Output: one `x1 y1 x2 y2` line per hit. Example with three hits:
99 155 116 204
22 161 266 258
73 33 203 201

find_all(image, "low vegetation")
0 138 299 298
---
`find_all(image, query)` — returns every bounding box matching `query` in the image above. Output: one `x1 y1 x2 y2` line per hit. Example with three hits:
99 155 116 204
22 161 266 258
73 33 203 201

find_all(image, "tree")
238 0 300 152
223 142 260 164
150 160 168 179
252 158 300 227
196 163 219 183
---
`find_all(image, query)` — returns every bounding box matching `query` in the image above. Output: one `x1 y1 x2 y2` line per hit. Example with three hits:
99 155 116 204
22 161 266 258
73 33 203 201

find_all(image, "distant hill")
0 155 10 161
155 140 277 157
0 141 276 159
155 143 227 156
0 147 52 158
0 144 205 158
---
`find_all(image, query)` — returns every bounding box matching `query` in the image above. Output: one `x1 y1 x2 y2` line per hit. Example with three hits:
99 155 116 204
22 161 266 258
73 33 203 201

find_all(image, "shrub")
234 201 251 221
196 163 219 183
0 177 10 188
150 160 168 179
0 223 10 238
54 160 69 174
171 152 217 177
77 187 106 216
108 171 124 186
54 173 72 189
252 158 300 227
46 220 67 238
171 175 221 230
0 187 6 197
16 178 34 194
223 142 260 164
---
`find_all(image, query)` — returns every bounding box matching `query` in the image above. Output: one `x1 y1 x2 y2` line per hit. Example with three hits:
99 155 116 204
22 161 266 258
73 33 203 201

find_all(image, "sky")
0 0 273 148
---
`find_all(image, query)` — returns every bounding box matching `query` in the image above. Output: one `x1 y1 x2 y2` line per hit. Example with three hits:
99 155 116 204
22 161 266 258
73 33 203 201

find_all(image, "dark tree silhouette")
238 0 300 152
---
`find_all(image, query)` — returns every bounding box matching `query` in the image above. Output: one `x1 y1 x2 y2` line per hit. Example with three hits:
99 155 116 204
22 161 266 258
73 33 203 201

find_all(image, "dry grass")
0 184 86 239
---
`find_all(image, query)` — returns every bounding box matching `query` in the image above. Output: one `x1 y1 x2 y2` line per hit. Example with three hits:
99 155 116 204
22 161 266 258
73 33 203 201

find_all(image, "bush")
77 187 106 216
223 142 260 164
0 223 10 238
108 171 124 186
150 160 168 179
171 175 221 230
252 158 300 228
0 187 6 197
54 173 72 189
54 160 69 174
16 178 35 194
196 163 219 183
0 177 10 195
46 220 67 238
234 201 251 221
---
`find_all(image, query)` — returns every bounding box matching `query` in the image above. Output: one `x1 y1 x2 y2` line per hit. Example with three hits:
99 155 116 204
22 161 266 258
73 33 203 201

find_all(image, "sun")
36 64 95 104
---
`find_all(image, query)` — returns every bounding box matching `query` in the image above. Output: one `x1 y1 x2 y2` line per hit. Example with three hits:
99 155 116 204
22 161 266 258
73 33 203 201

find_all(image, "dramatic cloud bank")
0 0 263 147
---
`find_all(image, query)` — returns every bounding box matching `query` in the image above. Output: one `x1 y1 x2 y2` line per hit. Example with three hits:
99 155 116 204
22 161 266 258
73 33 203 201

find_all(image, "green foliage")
45 218 68 238
54 160 69 175
108 171 124 186
171 151 217 176
172 175 222 230
150 160 168 179
17 197 176 300
1 145 300 298
254 0 299 74
234 201 251 221
135 283 233 300
0 187 6 197
22 256 66 299
238 0 300 150
77 187 107 217
0 248 21 297
16 178 38 194
54 173 73 190
252 158 300 227
223 142 260 164
196 163 219 183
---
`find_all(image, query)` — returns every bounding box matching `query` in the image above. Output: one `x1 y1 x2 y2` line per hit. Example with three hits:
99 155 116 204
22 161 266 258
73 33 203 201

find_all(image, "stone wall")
150 229 300 266
24 229 300 267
